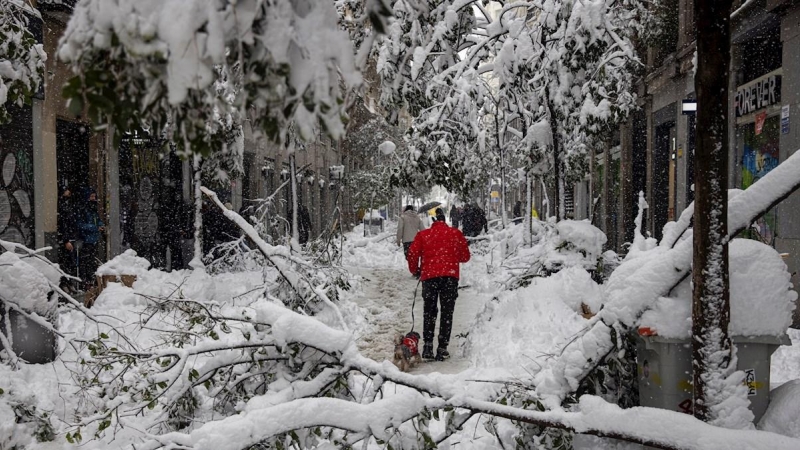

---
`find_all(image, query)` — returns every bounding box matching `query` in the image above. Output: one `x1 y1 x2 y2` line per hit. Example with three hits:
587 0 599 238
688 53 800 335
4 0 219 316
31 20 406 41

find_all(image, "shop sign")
781 105 790 135
755 111 767 136
735 74 781 117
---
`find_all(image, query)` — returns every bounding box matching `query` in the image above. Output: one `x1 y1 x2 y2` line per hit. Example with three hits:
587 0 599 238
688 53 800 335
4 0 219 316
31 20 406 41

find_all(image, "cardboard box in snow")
635 239 796 423
95 249 150 294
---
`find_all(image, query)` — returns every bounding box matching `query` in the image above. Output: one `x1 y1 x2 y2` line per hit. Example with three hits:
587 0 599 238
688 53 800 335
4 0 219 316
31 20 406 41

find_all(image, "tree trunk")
368 193 375 236
525 172 532 247
603 139 612 242
289 153 299 249
692 0 734 423
189 155 205 270
541 176 550 220
589 143 596 222
551 116 562 221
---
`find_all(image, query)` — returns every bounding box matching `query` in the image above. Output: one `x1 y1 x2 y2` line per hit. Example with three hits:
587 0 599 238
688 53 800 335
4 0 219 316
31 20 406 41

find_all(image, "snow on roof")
639 239 797 338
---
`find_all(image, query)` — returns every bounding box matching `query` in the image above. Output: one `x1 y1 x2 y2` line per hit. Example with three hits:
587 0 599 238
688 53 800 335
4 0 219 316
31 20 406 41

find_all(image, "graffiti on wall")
741 115 780 244
0 106 34 248
119 137 161 263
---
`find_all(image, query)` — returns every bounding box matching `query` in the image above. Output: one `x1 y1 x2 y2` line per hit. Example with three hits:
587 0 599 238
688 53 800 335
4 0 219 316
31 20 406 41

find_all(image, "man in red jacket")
407 208 471 361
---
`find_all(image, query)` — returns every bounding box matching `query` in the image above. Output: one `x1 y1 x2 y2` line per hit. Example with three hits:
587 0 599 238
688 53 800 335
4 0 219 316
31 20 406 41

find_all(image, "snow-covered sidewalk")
344 226 488 374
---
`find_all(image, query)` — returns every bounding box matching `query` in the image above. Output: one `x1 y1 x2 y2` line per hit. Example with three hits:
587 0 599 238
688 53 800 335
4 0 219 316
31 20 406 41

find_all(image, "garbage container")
635 333 790 423
363 217 384 236
0 307 57 364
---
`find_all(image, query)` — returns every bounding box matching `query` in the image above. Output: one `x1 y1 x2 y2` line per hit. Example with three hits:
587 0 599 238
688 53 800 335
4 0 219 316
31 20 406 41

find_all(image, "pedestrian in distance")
513 200 523 225
450 204 461 229
462 202 488 238
57 185 78 291
76 188 105 290
397 205 424 259
407 208 471 361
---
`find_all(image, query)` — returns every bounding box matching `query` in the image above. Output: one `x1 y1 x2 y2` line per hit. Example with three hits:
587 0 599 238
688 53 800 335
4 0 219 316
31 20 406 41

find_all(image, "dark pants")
78 243 99 288
58 244 76 277
58 244 77 292
422 277 459 350
403 242 413 258
164 233 184 271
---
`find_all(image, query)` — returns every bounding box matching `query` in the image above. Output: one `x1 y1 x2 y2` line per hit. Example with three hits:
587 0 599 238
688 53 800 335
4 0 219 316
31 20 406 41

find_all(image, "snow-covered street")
6 0 800 447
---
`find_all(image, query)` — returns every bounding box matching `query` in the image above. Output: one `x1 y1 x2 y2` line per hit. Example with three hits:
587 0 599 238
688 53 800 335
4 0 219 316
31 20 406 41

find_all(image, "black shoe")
435 348 450 361
421 343 434 360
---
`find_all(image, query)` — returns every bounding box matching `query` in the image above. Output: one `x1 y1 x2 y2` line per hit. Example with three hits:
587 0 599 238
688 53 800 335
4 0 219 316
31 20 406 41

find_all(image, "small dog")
393 331 422 372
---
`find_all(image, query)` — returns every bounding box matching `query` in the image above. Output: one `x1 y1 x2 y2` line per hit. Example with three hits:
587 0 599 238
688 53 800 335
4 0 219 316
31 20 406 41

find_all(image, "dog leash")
410 278 421 334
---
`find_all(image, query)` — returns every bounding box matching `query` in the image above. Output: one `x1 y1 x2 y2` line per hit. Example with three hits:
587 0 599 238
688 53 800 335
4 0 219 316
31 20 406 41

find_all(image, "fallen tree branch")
134 301 800 450
535 149 800 408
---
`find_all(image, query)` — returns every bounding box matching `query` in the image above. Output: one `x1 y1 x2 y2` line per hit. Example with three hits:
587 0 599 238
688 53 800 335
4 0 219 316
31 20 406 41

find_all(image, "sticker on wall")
744 368 757 396
781 105 790 135
755 111 768 136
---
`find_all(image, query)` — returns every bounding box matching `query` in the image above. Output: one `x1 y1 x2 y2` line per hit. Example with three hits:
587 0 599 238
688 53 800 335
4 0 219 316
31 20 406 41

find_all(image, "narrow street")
348 251 486 375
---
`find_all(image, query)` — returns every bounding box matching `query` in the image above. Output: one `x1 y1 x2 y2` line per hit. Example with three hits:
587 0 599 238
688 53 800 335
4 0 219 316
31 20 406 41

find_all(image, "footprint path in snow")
350 265 481 375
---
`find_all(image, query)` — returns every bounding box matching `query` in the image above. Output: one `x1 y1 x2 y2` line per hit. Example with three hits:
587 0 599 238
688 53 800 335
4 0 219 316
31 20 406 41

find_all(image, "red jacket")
407 221 471 281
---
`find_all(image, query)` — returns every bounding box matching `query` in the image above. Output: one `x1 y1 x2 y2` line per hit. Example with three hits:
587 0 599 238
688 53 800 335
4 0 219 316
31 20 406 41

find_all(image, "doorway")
653 122 675 241
56 120 90 198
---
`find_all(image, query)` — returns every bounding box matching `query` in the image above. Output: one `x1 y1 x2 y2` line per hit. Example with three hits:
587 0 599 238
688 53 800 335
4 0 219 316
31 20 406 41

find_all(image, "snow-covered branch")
534 149 800 408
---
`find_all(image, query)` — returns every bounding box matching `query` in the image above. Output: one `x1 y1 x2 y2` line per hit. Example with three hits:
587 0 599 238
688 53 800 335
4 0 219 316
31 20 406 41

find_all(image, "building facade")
607 0 800 323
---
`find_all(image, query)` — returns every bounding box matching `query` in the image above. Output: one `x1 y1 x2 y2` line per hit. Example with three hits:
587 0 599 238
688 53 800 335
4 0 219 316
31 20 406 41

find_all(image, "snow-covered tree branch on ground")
0 1 46 124
533 149 800 413
99 299 800 450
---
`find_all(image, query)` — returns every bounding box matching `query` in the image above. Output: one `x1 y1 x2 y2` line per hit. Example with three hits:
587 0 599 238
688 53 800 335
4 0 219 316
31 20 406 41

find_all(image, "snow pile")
496 219 611 292
557 220 607 258
0 251 55 318
546 220 608 273
345 223 403 267
96 249 151 277
639 239 796 338
771 328 800 385
467 267 601 376
759 380 800 438
0 364 56 447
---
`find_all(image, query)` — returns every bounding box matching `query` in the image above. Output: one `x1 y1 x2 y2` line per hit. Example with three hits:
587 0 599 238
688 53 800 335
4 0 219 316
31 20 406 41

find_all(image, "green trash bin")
635 334 790 422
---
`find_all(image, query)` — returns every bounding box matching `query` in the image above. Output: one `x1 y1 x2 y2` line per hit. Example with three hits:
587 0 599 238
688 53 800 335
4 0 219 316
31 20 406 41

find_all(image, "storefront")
734 70 783 245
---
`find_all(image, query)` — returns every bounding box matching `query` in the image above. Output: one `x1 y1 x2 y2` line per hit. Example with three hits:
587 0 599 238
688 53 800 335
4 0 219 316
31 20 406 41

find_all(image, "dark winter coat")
77 200 105 245
407 221 470 281
513 202 522 224
450 206 461 228
461 206 488 237
57 195 77 244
